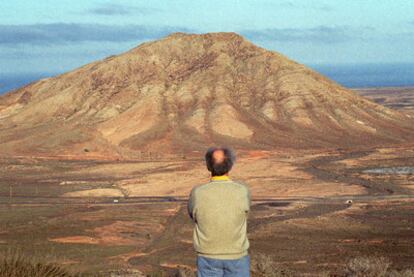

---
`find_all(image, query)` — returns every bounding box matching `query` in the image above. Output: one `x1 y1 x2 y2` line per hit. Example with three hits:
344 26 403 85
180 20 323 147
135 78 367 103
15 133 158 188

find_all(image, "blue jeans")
197 255 250 277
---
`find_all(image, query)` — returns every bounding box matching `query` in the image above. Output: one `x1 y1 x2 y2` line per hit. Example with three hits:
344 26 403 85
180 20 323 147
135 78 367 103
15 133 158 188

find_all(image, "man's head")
205 147 235 176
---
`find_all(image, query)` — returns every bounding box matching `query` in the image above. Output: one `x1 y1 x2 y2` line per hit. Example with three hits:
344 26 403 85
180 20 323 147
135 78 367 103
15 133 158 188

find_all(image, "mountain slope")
0 32 413 159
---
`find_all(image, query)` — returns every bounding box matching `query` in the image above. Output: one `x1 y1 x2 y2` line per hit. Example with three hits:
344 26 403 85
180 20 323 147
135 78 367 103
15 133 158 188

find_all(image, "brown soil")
355 87 414 114
1 146 413 275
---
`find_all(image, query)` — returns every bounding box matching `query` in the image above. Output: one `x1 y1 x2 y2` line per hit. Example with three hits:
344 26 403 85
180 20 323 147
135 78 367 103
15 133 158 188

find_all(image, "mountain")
0 32 413 159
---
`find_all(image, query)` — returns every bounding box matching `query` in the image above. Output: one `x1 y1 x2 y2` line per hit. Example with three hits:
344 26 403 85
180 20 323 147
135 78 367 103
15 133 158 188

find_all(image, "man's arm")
237 180 251 214
187 188 196 221
245 186 251 214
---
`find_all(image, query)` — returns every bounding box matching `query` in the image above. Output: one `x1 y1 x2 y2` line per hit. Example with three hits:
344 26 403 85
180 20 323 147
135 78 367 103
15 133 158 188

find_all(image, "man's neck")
210 174 230 181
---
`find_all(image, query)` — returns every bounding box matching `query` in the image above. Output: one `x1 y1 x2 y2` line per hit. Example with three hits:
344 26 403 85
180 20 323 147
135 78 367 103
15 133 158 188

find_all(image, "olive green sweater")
187 176 251 259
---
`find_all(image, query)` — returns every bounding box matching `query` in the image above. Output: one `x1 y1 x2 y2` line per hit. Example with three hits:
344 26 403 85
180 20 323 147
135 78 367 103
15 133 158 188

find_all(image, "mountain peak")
165 32 244 40
157 32 255 53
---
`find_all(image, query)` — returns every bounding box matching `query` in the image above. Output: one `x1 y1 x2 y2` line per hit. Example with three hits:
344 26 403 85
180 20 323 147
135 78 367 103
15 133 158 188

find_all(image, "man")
188 146 251 277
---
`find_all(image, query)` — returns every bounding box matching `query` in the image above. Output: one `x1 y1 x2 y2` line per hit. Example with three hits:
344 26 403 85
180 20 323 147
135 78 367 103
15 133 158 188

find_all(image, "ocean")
310 63 414 88
0 72 57 95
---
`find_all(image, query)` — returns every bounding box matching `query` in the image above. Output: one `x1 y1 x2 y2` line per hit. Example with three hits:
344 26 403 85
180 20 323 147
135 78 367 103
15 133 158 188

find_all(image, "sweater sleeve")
245 186 251 213
187 188 196 221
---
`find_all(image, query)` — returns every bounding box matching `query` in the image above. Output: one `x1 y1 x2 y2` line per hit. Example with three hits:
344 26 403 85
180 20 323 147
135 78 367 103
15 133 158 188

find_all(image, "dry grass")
249 254 414 277
0 250 76 277
1 250 414 277
345 256 390 277
387 270 414 277
250 253 294 277
345 256 414 277
146 267 195 277
176 267 196 277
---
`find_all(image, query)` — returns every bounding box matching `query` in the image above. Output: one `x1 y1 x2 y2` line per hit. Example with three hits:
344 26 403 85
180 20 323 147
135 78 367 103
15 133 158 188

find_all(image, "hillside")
0 32 413 159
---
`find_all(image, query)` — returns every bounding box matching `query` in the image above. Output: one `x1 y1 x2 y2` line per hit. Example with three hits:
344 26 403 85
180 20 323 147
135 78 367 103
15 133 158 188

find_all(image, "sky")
0 0 414 91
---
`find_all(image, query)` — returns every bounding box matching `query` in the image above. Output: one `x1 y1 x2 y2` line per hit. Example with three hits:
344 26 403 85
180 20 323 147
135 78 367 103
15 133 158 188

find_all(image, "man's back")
188 176 250 260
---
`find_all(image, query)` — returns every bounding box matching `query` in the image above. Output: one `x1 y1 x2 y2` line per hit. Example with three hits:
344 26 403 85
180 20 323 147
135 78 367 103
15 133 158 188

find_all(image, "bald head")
212 149 225 164
205 147 235 176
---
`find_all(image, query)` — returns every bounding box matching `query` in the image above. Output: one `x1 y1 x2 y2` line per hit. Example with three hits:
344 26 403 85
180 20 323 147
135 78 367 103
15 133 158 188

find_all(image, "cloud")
240 26 373 44
86 3 160 16
312 3 333 12
0 23 192 45
271 1 334 12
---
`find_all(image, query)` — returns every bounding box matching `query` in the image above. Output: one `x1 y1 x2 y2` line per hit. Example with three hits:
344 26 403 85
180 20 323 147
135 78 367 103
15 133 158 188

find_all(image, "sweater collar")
210 175 230 182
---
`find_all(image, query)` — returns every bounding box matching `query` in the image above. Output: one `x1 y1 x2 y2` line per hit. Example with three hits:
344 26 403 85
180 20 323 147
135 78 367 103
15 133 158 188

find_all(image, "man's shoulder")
190 182 208 194
192 179 249 194
231 179 250 190
190 181 213 195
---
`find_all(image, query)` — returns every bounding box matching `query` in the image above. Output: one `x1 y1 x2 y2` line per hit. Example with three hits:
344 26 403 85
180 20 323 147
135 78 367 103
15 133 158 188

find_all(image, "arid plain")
0 33 414 276
1 142 414 275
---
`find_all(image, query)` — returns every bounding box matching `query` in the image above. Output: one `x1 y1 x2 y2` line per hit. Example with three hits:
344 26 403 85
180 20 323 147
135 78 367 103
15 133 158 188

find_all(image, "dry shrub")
387 269 414 277
146 267 195 277
0 251 75 277
176 266 195 277
345 256 390 277
106 268 144 277
147 270 164 277
345 256 414 277
250 253 294 277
